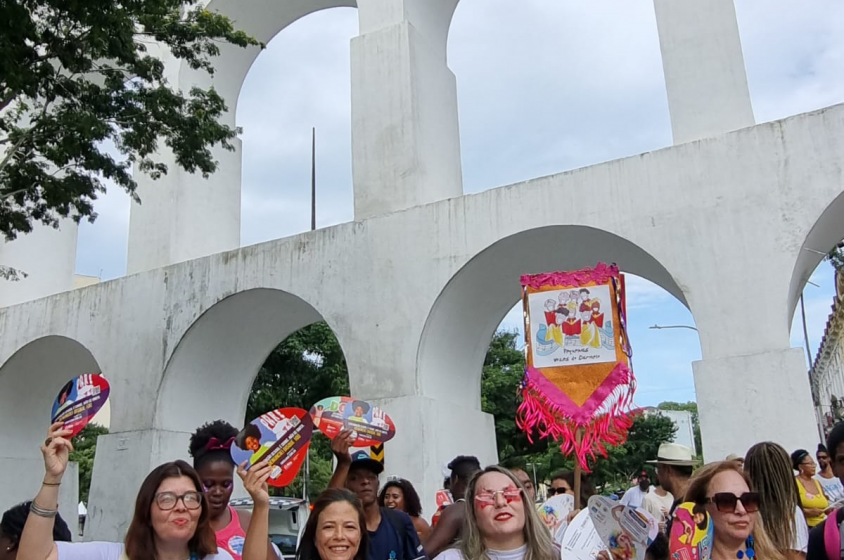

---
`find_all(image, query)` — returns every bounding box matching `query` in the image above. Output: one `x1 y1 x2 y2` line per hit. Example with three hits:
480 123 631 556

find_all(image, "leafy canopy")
0 0 261 240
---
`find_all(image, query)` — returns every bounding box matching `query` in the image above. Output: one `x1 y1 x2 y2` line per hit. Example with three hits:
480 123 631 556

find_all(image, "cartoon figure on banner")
310 396 396 447
533 284 616 366
236 424 274 465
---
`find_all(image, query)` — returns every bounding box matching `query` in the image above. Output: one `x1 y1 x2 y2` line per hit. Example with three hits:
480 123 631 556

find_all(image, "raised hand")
41 422 74 483
331 429 355 464
237 460 271 507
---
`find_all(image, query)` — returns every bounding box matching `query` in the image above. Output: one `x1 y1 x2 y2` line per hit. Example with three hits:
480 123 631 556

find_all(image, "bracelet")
42 481 61 487
30 500 58 518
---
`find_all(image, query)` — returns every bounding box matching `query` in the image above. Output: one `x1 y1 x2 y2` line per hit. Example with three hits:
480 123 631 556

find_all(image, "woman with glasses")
189 420 280 560
16 422 271 560
792 449 831 528
685 461 784 560
745 442 808 559
433 466 556 560
378 478 431 540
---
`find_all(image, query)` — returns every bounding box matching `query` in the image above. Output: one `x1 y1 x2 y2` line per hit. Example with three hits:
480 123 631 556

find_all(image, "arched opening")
788 189 844 439
419 226 702 483
156 288 347 432
237 6 358 244
446 0 671 193
155 288 351 517
0 336 102 534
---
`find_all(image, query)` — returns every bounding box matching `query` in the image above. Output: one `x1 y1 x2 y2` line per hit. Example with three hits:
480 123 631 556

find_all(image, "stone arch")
417 225 692 408
788 188 844 326
155 288 345 434
0 336 102 530
186 0 358 125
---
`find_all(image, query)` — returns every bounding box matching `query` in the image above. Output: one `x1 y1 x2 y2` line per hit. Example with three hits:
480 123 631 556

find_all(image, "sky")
74 0 844 407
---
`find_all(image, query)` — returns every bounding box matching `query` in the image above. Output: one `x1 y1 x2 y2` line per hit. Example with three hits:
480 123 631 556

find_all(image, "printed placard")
668 502 713 560
528 284 616 369
562 508 609 560
231 408 313 488
588 496 651 560
540 493 575 545
310 396 396 447
51 374 110 438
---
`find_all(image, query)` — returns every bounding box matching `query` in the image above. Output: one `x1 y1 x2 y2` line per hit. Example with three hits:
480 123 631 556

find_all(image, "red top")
216 506 247 560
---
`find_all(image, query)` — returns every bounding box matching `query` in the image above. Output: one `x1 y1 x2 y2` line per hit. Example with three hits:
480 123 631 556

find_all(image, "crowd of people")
6 418 844 560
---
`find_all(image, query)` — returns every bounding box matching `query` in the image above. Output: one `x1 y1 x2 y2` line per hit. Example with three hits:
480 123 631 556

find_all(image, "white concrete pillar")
0 221 77 307
693 348 817 461
0 459 78 539
126 138 241 275
85 429 190 541
351 1 463 219
370 395 497 515
653 0 755 144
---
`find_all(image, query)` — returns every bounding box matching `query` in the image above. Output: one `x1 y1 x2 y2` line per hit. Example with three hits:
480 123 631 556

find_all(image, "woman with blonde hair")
685 461 785 560
432 465 557 560
744 442 808 559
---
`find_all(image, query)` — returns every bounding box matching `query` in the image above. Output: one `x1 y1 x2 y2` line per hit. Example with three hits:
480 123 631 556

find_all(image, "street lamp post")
649 324 698 331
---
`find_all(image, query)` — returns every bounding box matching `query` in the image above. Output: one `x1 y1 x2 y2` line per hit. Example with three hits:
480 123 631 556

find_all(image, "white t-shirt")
435 544 527 560
791 506 809 553
619 486 648 509
642 489 675 521
815 474 844 504
56 541 235 560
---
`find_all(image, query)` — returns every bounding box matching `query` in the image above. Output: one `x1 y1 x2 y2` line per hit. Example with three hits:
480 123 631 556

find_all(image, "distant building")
642 407 697 456
810 271 844 439
73 274 99 289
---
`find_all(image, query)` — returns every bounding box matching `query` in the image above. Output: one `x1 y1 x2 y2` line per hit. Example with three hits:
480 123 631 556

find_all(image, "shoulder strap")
824 511 841 560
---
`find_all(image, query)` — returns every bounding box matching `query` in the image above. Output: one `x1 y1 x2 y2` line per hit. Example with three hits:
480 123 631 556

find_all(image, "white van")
230 497 310 560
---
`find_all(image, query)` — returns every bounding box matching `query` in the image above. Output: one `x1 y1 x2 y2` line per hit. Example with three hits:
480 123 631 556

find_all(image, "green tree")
0 0 261 240
657 401 702 457
68 423 109 504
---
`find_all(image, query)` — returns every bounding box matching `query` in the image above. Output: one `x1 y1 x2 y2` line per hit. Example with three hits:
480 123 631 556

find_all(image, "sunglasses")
547 488 571 496
474 488 522 506
704 492 760 513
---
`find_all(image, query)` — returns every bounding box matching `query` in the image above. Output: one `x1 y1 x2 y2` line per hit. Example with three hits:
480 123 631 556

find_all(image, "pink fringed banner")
517 263 635 471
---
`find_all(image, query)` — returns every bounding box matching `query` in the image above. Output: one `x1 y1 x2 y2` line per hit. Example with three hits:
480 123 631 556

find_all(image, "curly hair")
0 501 72 547
378 479 424 517
189 419 238 470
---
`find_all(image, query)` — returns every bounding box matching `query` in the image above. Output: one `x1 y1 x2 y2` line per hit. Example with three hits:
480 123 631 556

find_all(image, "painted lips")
494 512 513 522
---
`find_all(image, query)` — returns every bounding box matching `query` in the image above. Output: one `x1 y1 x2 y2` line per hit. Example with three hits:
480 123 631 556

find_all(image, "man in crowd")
808 421 844 559
423 455 481 558
620 469 651 508
329 430 426 560
649 443 696 535
500 459 537 502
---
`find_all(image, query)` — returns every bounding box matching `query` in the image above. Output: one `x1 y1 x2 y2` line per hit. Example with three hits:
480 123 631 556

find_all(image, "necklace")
735 536 755 559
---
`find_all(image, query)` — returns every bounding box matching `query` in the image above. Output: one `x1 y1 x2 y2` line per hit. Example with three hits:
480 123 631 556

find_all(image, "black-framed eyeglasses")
704 492 760 513
547 488 571 496
155 491 203 511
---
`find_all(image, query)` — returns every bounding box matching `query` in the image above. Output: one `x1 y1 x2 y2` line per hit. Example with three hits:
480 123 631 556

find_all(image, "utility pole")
311 128 316 232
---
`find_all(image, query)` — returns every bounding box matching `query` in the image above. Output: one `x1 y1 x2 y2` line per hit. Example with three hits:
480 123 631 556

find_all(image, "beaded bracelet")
30 500 58 518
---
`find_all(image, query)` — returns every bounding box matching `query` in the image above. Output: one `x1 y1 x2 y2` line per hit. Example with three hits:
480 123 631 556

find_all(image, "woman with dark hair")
295 489 368 560
745 442 808 559
0 502 71 560
378 478 431 539
16 422 271 560
685 461 785 560
190 420 279 560
792 448 830 528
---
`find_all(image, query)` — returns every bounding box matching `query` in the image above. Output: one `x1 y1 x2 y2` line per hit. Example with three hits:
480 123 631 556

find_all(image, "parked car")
230 496 309 559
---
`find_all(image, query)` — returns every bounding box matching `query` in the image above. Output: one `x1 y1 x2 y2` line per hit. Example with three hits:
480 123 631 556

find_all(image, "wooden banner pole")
573 427 585 510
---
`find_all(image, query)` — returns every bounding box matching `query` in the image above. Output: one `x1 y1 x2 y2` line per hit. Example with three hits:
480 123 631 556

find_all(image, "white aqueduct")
1 0 843 540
